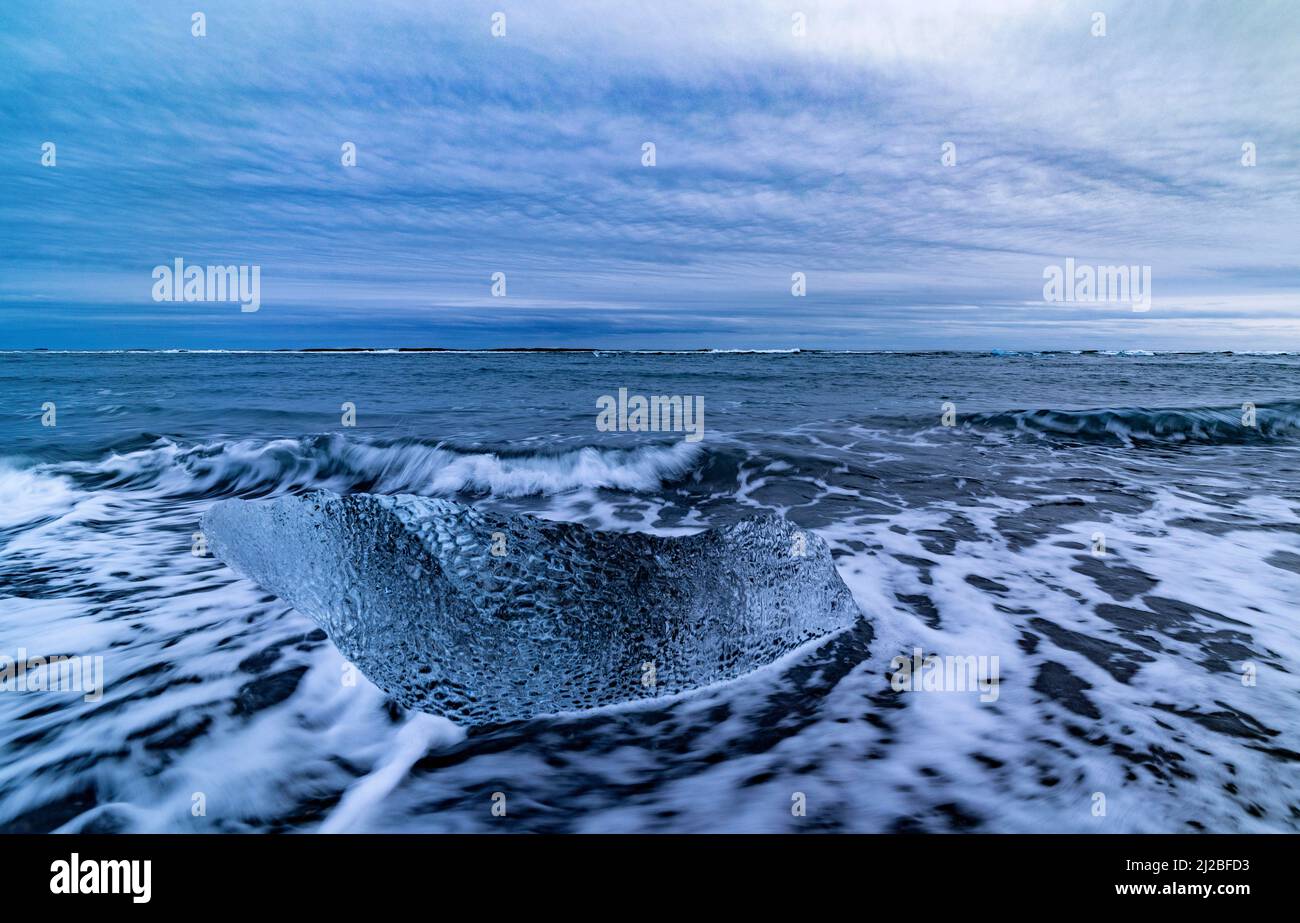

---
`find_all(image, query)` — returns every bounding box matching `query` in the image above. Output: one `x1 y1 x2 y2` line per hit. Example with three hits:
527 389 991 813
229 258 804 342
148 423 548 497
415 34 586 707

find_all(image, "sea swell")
958 401 1300 446
4 435 707 505
6 400 1296 520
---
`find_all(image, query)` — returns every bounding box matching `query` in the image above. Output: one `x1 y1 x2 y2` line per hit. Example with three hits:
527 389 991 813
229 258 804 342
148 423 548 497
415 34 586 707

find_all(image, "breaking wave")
15 435 707 501
960 401 1300 446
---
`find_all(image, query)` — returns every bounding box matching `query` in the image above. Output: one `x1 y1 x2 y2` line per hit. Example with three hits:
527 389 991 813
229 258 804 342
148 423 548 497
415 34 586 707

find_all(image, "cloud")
0 0 1297 348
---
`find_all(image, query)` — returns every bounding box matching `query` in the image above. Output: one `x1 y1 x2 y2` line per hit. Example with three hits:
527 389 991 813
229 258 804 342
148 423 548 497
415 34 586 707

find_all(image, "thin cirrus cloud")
0 0 1296 349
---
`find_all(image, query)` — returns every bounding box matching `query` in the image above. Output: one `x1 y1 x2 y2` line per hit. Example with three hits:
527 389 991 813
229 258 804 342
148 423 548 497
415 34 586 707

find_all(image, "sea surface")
1 349 1298 833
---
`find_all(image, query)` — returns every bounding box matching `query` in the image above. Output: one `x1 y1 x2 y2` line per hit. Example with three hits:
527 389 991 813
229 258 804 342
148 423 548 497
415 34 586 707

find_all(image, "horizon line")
3 347 1294 356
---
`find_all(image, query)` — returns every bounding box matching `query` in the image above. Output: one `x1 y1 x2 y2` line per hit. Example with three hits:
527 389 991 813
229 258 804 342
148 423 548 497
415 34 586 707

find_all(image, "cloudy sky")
1 0 1297 349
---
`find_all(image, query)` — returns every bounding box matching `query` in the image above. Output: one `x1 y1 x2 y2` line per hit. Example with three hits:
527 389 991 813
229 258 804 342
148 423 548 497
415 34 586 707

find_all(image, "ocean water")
1 349 1298 833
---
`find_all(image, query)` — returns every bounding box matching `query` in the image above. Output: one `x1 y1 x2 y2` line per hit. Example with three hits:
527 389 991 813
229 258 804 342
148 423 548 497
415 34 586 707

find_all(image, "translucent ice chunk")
202 491 860 725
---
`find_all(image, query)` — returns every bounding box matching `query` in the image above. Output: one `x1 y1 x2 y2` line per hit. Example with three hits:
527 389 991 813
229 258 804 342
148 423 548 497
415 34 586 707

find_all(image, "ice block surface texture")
202 491 860 725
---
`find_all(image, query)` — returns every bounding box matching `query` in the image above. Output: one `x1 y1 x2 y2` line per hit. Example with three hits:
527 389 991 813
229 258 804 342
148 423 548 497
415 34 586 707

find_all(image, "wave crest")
40 435 706 499
963 401 1300 446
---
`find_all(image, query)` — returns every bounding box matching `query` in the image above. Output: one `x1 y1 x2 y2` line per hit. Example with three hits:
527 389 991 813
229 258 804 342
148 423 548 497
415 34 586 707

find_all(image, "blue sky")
1 0 1298 349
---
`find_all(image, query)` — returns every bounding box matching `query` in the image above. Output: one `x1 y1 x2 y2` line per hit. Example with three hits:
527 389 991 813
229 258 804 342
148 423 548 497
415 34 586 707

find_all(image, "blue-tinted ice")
202 491 860 725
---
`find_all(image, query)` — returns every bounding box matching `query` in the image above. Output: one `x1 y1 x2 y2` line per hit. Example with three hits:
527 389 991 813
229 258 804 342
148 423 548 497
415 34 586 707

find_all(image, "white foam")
0 466 79 529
